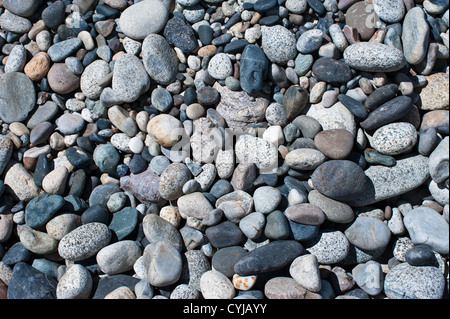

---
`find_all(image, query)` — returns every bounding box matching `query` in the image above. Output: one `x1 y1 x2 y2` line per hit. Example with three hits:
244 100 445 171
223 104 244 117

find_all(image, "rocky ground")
0 0 449 300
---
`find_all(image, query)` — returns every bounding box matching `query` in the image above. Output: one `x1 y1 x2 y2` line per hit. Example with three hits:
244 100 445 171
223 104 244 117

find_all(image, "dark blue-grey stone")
81 204 110 225
212 33 233 46
183 87 197 105
25 194 65 229
62 195 88 212
198 25 213 45
66 146 94 169
1 242 31 266
418 128 440 156
92 274 140 299
8 262 58 299
365 84 399 111
224 39 249 54
151 87 173 112
234 240 306 275
311 160 370 201
240 44 268 95
89 183 121 207
258 15 281 25
93 143 120 174
287 218 320 241
163 15 198 53
312 57 353 83
307 0 326 15
264 210 290 240
338 94 369 120
128 154 148 174
360 96 413 131
405 245 438 267
68 169 87 197
212 246 248 278
253 174 278 187
210 179 233 199
42 0 65 29
254 0 278 12
205 221 246 249
108 207 139 240
34 153 52 189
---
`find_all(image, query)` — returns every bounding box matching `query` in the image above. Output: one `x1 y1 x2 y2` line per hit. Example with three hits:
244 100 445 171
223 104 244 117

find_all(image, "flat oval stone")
58 223 111 261
97 240 141 275
314 129 354 159
384 263 445 299
119 0 168 40
0 72 36 124
145 241 182 287
47 63 80 95
311 57 352 83
360 96 413 131
405 245 437 267
311 160 370 201
142 34 178 85
234 240 306 276
344 42 406 72
371 122 418 155
47 38 82 62
365 84 398 111
402 7 430 65
306 101 357 136
285 203 326 225
344 216 391 250
403 206 449 255
264 277 307 299
205 221 246 249
308 190 355 223
284 148 326 170
25 194 65 229
142 214 184 251
260 25 297 65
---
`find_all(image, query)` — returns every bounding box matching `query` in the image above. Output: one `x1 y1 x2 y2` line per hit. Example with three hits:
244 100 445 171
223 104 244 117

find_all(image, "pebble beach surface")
0 0 448 301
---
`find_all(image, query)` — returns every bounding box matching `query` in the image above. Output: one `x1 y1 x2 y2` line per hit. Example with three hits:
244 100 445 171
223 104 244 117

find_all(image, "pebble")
344 42 406 72
304 229 350 264
403 206 449 255
200 270 235 299
58 223 111 261
402 7 430 65
234 240 306 275
0 0 448 301
142 34 179 86
0 72 36 124
119 0 168 40
56 264 92 299
384 263 445 299
345 216 391 251
289 254 321 292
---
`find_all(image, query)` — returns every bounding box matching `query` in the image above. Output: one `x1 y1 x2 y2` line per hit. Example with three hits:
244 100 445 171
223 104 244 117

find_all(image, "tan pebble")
159 206 182 228
198 45 217 57
24 52 51 81
104 286 136 299
42 166 69 195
